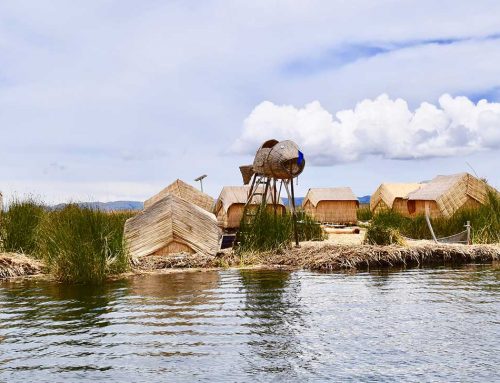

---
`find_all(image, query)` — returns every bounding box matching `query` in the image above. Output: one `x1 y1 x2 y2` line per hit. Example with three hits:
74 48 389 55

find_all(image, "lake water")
1 265 499 382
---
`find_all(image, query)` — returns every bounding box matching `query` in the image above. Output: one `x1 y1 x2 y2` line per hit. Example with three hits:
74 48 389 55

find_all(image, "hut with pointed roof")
124 194 221 258
144 179 215 212
370 183 422 216
302 187 358 224
214 186 286 229
407 173 494 218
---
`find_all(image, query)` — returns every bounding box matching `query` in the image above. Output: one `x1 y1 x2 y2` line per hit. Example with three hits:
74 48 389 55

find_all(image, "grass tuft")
364 224 406 246
36 205 134 284
0 197 46 254
357 206 373 221
237 208 325 254
364 190 500 244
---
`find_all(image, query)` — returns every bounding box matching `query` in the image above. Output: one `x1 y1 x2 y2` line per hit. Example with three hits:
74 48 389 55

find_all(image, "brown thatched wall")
409 196 481 218
392 198 411 216
217 203 286 229
218 203 245 229
304 200 357 224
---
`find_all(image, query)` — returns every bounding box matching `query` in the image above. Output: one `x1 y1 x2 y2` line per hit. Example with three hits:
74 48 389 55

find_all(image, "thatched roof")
408 173 468 201
303 187 358 207
125 194 221 258
144 179 214 212
407 173 494 216
370 183 422 210
215 186 285 214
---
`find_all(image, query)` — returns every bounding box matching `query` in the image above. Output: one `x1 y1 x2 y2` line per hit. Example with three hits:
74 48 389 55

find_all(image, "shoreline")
2 241 498 282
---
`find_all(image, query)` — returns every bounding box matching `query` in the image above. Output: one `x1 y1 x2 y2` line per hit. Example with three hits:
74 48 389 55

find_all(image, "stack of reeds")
0 253 43 279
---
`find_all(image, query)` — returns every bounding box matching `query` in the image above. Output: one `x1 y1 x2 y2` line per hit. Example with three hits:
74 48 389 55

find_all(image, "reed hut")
144 179 214 212
124 194 221 258
370 183 422 216
407 173 494 218
302 187 358 224
214 186 286 229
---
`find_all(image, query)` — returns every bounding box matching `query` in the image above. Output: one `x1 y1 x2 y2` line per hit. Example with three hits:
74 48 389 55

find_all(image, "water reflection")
239 270 309 378
0 265 498 383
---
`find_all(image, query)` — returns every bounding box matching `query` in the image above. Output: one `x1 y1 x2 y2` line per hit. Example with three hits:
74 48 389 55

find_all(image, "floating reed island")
1 138 499 282
133 241 499 273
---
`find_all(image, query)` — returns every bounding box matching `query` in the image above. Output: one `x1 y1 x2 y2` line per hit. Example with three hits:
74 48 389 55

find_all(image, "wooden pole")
290 176 299 248
425 202 438 243
465 220 471 245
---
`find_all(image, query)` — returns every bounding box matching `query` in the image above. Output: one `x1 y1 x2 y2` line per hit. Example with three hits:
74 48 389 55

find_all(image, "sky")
0 0 499 204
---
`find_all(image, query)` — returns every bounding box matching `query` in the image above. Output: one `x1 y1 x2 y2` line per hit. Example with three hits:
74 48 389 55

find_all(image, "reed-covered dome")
125 194 221 258
144 179 215 212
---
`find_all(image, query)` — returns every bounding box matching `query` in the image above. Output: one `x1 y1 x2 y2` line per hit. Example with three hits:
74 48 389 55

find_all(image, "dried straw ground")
0 253 44 278
134 239 500 273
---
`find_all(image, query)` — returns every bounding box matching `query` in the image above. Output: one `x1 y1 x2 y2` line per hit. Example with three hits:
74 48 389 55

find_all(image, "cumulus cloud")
232 94 500 164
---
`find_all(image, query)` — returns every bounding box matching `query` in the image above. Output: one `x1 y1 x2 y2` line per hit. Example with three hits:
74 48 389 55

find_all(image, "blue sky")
0 0 499 203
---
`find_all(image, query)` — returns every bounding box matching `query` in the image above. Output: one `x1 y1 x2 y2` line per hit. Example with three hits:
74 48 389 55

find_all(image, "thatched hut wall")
303 200 357 224
215 186 286 229
392 198 413 216
124 194 221 258
302 187 358 224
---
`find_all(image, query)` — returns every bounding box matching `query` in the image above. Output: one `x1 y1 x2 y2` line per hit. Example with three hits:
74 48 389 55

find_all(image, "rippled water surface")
1 265 499 382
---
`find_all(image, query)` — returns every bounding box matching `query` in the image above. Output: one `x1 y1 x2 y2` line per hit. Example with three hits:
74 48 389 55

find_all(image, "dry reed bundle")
264 243 499 271
0 253 44 279
132 242 499 273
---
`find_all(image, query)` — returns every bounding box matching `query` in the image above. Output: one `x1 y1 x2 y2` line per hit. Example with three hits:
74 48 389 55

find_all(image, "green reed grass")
237 208 325 253
365 191 500 244
357 206 373 221
0 197 46 254
36 205 134 284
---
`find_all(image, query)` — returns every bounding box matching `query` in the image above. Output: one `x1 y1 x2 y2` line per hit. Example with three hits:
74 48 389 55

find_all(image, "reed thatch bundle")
132 242 499 272
408 173 497 218
125 194 221 258
144 179 215 212
0 253 43 279
302 187 358 224
262 242 499 270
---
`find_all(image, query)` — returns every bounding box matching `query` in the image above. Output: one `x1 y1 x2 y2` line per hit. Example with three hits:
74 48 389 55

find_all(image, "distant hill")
53 201 143 211
52 196 370 211
358 195 370 204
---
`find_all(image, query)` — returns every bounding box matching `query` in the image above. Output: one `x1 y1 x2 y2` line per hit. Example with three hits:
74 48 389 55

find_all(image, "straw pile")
270 242 499 270
133 242 499 272
0 253 44 279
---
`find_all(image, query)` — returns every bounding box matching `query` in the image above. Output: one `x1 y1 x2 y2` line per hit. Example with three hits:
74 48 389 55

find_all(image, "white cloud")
232 94 500 164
